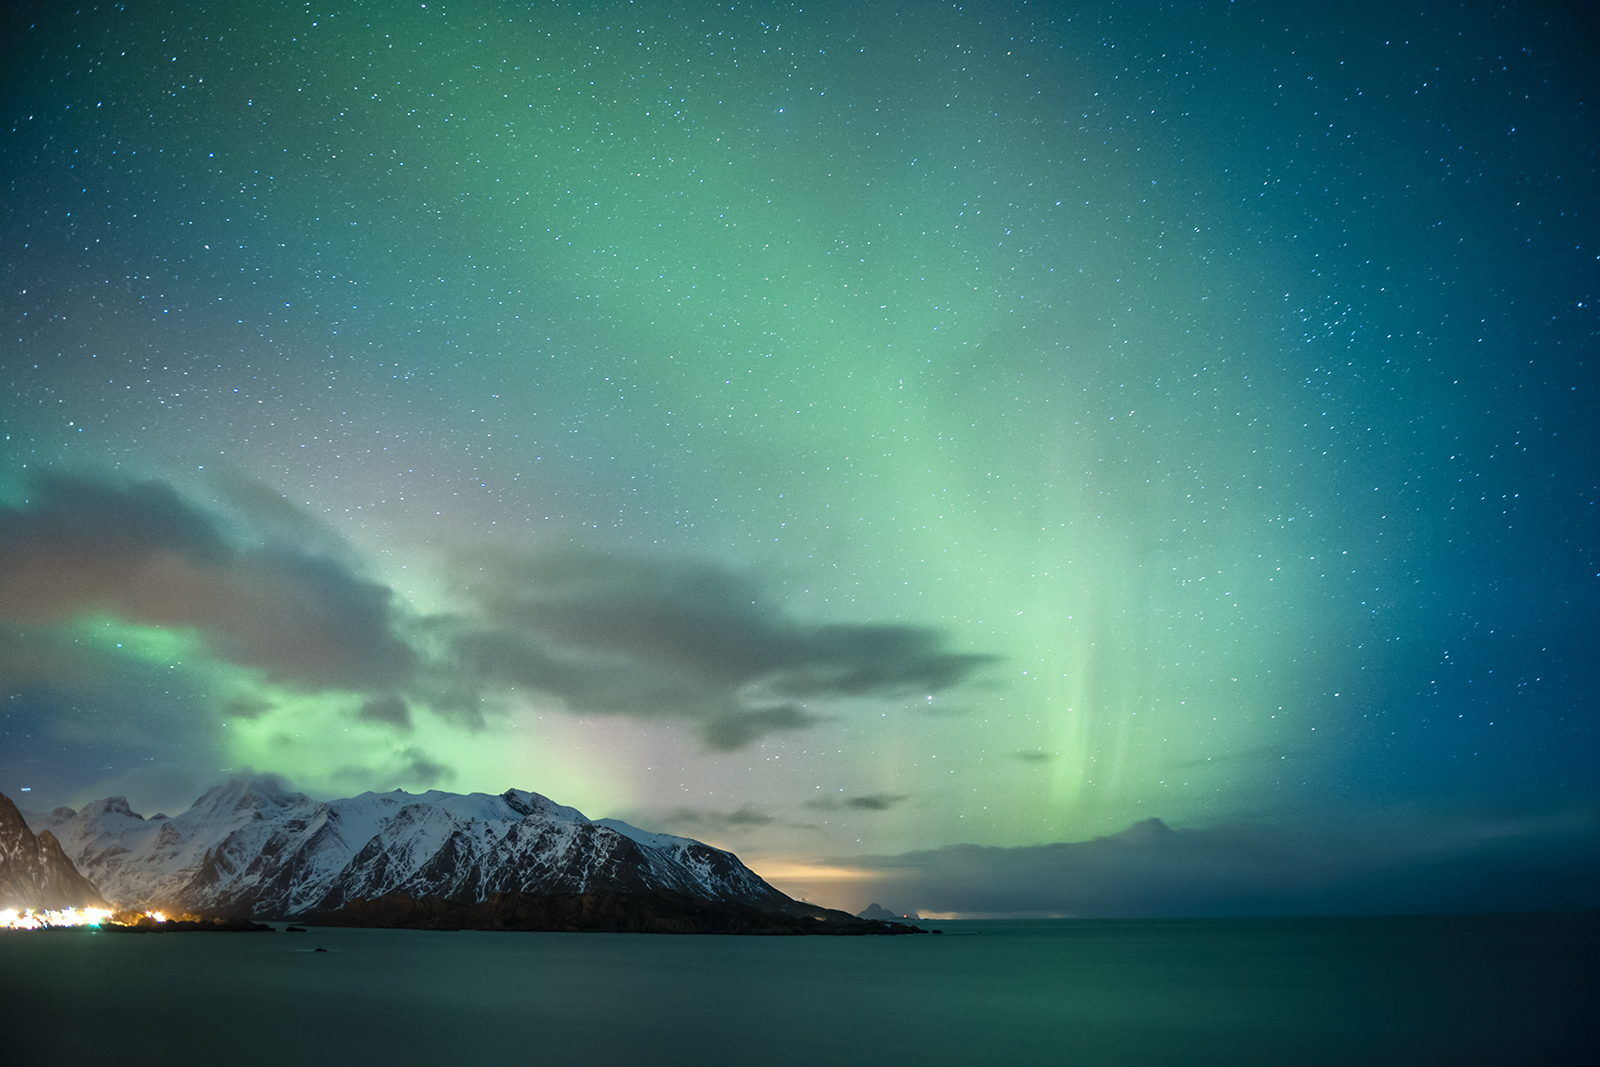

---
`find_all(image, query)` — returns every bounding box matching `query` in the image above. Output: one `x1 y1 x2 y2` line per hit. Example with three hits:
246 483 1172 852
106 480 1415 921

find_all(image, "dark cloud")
806 792 911 812
1013 751 1054 764
700 705 820 751
659 804 775 832
331 747 453 792
358 695 412 730
0 470 995 751
843 810 1600 917
447 547 995 746
0 472 415 690
456 549 995 693
847 793 909 811
0 471 232 564
207 467 352 556
222 696 273 721
447 623 827 746
393 747 452 788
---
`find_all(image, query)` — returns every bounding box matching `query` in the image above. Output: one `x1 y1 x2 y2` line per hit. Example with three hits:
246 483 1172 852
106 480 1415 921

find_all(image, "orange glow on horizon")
1 906 114 930
746 858 886 883
0 907 173 930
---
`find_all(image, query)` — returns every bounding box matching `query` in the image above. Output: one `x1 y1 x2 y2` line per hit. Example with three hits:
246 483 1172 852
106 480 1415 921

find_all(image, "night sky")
3 1 1596 915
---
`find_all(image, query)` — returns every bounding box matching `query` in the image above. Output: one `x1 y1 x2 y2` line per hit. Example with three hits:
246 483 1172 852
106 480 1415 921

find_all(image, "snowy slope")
27 781 791 918
1 790 108 912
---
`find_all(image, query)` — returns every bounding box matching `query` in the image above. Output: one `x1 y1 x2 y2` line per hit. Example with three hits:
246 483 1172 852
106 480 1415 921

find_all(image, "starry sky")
3 1 1596 914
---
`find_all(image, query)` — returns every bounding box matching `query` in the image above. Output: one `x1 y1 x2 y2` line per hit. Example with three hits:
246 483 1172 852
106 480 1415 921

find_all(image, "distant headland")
4 784 922 936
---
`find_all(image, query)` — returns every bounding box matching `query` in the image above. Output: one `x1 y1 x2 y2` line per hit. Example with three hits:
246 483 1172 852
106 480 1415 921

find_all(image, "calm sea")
3 913 1596 1065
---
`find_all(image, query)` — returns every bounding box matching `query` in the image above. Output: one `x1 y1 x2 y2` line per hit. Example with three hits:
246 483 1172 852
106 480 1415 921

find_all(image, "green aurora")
3 1 1595 909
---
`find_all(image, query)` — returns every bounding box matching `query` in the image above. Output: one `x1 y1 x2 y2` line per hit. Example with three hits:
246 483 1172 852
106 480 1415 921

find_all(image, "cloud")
331 747 454 792
358 695 412 730
207 467 352 556
392 747 452 788
805 792 911 812
223 695 274 720
447 547 996 747
700 705 820 750
0 472 414 690
659 804 775 833
847 793 910 811
0 470 996 752
838 809 1600 917
455 549 995 694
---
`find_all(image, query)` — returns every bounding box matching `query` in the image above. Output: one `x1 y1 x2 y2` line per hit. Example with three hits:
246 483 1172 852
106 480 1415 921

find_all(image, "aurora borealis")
3 1 1596 913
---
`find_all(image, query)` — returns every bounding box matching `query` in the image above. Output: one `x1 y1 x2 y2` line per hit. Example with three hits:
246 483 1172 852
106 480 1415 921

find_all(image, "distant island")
6 783 922 936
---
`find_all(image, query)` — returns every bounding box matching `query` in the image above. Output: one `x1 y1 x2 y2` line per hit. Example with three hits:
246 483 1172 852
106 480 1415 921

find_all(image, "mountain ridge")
24 780 808 922
1 790 109 912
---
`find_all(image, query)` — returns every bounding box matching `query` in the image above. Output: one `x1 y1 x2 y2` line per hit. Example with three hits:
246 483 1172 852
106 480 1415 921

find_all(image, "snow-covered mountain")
25 780 793 919
0 790 108 912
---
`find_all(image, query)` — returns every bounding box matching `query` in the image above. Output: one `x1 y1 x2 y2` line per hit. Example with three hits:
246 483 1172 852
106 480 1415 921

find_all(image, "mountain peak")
85 796 138 819
38 782 793 919
501 788 586 823
1107 817 1176 845
194 778 306 811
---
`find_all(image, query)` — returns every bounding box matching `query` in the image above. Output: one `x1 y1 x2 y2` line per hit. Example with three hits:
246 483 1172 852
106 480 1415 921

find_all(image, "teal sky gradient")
3 2 1596 903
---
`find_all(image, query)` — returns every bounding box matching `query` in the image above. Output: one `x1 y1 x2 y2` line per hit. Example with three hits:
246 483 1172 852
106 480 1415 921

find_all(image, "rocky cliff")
0 790 108 912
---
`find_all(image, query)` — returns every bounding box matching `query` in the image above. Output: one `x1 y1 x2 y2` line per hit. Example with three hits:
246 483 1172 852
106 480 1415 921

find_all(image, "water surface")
3 913 1595 1065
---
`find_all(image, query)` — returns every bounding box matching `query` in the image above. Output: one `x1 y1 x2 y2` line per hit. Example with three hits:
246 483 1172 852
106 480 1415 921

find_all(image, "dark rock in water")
0 790 109 912
300 890 927 936
314 946 328 952
285 925 307 932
